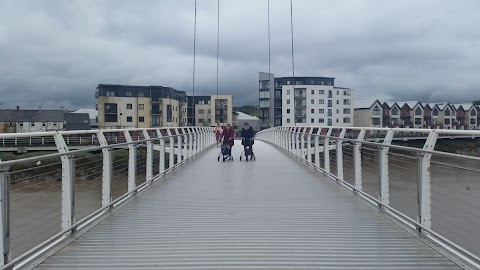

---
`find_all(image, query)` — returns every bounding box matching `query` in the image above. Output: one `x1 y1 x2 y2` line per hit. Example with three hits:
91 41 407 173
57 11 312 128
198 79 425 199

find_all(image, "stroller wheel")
240 156 242 161
223 157 226 162
253 156 256 161
217 156 220 161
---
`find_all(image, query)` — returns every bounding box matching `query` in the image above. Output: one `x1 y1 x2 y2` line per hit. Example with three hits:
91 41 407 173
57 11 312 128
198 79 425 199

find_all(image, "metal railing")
0 127 215 269
256 126 480 270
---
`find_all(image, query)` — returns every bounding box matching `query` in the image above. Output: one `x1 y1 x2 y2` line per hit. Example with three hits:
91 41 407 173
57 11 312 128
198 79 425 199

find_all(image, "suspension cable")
216 0 220 100
290 0 296 125
268 0 271 76
192 0 197 126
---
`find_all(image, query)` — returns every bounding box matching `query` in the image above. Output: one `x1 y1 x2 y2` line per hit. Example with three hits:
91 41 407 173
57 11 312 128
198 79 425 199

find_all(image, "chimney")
16 106 19 111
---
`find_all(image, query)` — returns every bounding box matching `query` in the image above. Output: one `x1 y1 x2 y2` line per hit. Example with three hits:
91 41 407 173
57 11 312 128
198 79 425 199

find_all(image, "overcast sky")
1 0 479 109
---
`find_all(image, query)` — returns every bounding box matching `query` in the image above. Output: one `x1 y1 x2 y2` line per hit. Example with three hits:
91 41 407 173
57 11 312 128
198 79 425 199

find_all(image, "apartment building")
187 95 233 126
96 84 187 129
259 72 354 128
355 100 480 130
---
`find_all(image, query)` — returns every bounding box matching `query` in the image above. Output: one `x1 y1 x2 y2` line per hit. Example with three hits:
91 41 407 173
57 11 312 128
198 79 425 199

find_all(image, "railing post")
156 129 165 175
324 128 332 173
176 129 183 164
97 132 112 206
169 134 175 169
416 131 437 231
183 128 189 160
354 129 366 192
188 128 194 158
336 128 346 180
378 130 394 206
314 136 319 168
307 132 312 163
54 133 76 232
300 130 305 160
193 128 198 155
122 131 136 192
142 130 153 182
0 166 11 267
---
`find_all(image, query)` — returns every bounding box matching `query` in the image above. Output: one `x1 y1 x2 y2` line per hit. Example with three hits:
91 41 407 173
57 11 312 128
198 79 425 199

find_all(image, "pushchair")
217 138 233 162
240 137 255 161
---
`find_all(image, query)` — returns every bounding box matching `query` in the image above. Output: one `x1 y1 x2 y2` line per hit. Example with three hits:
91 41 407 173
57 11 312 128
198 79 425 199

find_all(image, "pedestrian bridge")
0 127 479 269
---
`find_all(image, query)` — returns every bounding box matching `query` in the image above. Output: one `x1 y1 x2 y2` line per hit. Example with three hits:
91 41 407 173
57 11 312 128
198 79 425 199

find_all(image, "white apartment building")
260 73 354 128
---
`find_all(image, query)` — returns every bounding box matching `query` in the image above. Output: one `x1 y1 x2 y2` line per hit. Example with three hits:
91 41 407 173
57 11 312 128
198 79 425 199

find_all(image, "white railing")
0 127 215 269
257 126 480 269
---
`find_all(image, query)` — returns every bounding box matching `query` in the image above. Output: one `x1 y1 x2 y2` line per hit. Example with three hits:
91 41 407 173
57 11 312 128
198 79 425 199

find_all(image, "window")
319 109 324 114
445 119 450 125
336 100 339 105
433 108 439 116
296 81 302 85
372 118 381 125
373 106 381 115
287 90 291 95
471 110 476 116
344 90 351 96
287 118 291 123
259 91 269 98
445 109 451 116
328 90 332 98
199 109 205 114
286 81 291 85
19 123 24 127
139 117 145 123
336 109 339 114
415 118 422 125
127 104 133 109
336 91 339 95
311 90 314 95
8 122 13 127
106 91 115 97
138 92 144 97
42 122 46 126
311 109 314 113
311 80 314 85
415 107 422 115
105 103 118 114
343 108 351 114
318 118 324 123
319 90 324 95
287 99 290 105
259 100 269 108
127 117 133 122
139 104 144 110
311 118 314 123
336 118 339 123
319 99 324 104
208 109 211 114
343 117 351 123
328 109 332 117
343 99 351 105
287 109 291 113
53 123 57 126
391 107 399 115
311 99 314 104
31 122 35 127
471 119 476 125
328 100 332 107
126 92 133 97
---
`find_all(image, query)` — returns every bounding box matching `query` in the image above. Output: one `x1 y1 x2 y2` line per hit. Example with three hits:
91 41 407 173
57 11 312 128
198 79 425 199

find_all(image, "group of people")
213 122 255 156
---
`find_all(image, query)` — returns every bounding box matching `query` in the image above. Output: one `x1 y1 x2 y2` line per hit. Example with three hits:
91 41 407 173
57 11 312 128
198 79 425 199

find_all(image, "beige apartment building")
187 95 233 127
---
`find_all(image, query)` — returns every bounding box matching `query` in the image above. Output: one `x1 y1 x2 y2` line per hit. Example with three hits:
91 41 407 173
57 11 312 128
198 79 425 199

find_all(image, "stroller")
217 138 233 162
240 137 255 161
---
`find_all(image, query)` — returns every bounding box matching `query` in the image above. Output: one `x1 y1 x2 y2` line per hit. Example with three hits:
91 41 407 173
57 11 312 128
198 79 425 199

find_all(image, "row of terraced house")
354 100 480 129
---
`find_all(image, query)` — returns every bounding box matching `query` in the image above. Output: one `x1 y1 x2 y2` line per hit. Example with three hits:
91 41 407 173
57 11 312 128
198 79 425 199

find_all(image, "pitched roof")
74 109 98 120
354 100 379 109
0 110 64 122
64 113 91 131
235 112 259 120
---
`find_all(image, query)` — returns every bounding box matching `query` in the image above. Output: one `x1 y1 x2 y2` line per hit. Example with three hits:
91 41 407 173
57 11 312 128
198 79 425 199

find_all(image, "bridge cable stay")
192 0 197 125
268 0 271 76
290 0 296 126
216 0 220 102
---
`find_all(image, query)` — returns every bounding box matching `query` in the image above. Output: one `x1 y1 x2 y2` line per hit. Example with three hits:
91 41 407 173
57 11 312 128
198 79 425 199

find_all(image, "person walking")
220 123 235 156
241 122 255 160
213 123 222 147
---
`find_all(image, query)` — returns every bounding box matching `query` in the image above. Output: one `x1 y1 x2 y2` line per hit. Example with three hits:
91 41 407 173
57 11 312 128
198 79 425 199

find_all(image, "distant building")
74 109 98 129
0 106 91 133
96 84 188 129
354 101 480 130
259 72 354 128
187 95 233 127
235 112 260 132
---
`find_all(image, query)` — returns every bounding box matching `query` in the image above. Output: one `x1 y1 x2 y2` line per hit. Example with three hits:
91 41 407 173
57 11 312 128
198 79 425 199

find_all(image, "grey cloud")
1 0 480 110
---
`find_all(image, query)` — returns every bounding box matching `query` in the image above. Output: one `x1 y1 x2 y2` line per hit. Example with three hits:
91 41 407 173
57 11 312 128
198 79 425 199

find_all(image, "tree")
473 100 480 105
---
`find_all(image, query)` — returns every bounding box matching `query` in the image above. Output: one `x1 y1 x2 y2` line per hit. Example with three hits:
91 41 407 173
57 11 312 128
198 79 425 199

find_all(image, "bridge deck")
36 141 461 269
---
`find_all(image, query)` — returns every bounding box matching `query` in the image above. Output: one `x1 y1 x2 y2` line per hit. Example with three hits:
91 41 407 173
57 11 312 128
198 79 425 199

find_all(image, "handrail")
0 127 215 268
256 126 480 269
